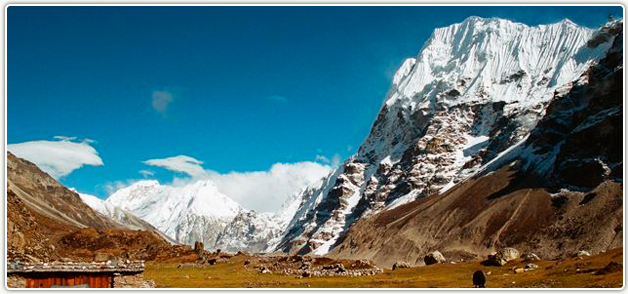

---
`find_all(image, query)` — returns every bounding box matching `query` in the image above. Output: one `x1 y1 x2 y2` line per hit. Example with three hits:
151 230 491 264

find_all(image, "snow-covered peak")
106 179 243 246
387 16 608 110
77 192 108 213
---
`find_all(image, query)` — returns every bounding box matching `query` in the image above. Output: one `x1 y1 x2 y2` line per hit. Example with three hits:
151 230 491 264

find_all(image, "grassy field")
144 247 623 288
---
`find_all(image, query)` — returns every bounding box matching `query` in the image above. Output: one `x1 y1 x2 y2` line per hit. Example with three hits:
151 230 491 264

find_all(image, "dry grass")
144 247 623 288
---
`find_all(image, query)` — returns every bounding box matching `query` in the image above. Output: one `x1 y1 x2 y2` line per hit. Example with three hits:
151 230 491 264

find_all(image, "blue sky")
7 6 622 207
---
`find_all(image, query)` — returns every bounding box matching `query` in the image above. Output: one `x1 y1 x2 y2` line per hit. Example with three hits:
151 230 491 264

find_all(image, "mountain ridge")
272 16 620 256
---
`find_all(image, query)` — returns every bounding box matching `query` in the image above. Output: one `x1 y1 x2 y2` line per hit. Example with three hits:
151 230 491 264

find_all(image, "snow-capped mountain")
273 17 617 255
215 184 309 253
326 19 623 267
77 191 177 243
106 180 242 248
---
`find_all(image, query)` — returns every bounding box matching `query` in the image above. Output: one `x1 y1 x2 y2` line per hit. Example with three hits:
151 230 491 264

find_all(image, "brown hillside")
6 152 172 262
328 164 622 268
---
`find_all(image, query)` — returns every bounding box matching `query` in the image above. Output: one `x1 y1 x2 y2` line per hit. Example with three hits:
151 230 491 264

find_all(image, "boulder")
392 261 410 270
484 248 519 266
521 253 540 261
424 251 446 265
499 248 520 261
524 263 539 271
577 250 591 257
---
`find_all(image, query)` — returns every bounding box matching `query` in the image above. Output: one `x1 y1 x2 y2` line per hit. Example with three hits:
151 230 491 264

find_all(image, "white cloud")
209 162 331 212
331 153 342 168
143 155 209 178
142 154 332 212
8 137 103 179
53 135 77 141
315 153 342 168
152 91 173 114
314 155 330 164
139 169 155 177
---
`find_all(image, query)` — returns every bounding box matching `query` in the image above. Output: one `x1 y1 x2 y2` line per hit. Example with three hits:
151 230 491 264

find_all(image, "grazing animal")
473 270 486 288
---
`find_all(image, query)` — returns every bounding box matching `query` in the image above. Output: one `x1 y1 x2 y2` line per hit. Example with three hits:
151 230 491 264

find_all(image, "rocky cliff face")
274 17 619 255
324 20 623 268
215 188 305 252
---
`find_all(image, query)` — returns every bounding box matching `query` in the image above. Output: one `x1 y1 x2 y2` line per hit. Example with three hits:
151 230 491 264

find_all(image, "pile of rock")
293 266 383 278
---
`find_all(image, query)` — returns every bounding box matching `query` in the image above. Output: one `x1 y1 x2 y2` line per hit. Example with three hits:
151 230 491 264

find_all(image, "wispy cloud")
268 94 289 103
331 154 342 168
152 91 173 115
141 154 332 212
314 155 330 164
139 169 155 177
100 179 139 195
8 137 103 179
143 155 209 178
314 154 343 168
53 135 77 141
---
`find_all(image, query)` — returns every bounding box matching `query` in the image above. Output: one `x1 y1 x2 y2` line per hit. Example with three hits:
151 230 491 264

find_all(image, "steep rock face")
214 210 283 252
215 188 305 252
520 20 623 190
275 17 616 255
326 20 623 268
106 180 242 248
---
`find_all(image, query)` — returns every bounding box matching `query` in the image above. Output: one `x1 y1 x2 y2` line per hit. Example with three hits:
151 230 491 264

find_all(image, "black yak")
473 270 486 288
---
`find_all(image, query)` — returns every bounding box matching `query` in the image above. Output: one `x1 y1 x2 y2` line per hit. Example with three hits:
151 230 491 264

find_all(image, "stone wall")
6 274 26 288
113 273 155 288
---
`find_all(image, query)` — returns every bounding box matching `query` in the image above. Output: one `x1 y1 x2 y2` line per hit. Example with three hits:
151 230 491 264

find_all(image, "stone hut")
7 260 153 288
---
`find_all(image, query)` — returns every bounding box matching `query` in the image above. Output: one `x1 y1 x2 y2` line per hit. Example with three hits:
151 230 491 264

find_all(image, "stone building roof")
7 260 145 274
